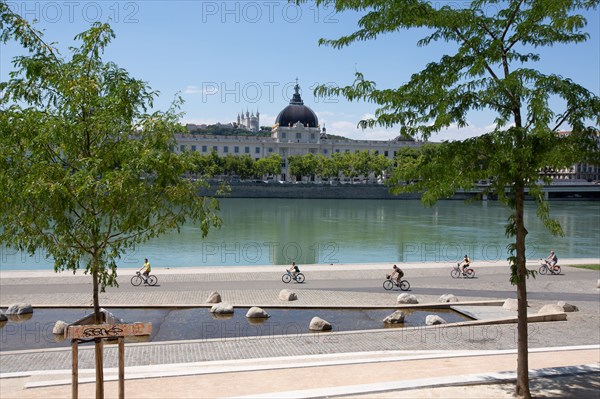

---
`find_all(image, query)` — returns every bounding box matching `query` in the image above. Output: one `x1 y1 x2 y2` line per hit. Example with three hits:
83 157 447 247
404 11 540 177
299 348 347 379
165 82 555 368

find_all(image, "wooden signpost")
65 322 152 399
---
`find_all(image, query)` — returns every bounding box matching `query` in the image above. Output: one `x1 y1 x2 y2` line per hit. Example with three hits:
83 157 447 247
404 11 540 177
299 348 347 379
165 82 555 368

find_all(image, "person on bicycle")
459 255 471 275
140 258 151 283
390 264 404 284
288 261 300 278
545 250 558 267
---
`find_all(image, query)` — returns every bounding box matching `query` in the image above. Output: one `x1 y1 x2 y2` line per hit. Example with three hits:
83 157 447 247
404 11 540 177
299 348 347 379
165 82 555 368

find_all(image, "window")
384 150 388 157
213 146 218 152
335 149 340 153
191 145 196 151
234 146 239 153
323 149 328 154
180 145 186 152
296 133 302 139
310 133 315 139
255 147 260 154
223 146 229 153
202 145 207 153
282 132 287 139
245 146 250 154
268 147 273 153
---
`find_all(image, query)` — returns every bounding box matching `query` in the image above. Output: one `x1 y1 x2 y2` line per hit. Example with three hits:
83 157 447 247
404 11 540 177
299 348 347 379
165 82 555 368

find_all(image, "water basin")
0 307 472 351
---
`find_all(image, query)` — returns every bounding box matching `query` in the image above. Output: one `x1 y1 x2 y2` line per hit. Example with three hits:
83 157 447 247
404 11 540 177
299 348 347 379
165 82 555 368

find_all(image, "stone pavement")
1 259 599 398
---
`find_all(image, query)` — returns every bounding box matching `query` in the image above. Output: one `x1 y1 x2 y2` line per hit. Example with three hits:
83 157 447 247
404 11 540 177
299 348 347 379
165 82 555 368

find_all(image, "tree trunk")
515 184 532 399
92 270 104 399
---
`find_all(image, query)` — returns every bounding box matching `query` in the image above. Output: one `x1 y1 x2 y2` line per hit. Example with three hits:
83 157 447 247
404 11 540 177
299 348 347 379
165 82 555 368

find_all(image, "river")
1 199 598 270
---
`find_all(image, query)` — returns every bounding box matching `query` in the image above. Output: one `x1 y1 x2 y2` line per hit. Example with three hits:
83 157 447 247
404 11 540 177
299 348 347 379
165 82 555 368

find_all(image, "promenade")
1 259 599 398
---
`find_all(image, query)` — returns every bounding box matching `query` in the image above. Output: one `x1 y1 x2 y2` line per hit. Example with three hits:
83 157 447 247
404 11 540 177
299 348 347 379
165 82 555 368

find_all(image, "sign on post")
65 322 152 339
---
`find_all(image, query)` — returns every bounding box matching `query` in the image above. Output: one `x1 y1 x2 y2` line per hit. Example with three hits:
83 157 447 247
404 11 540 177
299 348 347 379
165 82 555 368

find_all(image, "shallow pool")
0 307 471 351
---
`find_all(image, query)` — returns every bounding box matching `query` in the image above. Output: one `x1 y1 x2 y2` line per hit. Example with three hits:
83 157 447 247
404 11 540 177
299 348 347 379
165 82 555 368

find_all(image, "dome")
275 82 319 128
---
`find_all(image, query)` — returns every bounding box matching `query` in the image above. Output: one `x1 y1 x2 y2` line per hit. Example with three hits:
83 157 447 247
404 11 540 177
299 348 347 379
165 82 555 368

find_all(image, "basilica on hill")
175 81 423 181
236 109 260 132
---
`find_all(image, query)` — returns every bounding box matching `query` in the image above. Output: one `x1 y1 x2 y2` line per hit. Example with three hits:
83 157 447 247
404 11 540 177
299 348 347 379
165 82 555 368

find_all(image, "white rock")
425 315 447 325
279 289 297 301
538 304 564 314
438 294 458 303
206 291 222 303
309 316 332 331
53 320 69 335
502 298 519 311
557 301 579 312
397 293 419 304
6 303 33 315
383 310 405 324
210 302 234 314
246 306 269 318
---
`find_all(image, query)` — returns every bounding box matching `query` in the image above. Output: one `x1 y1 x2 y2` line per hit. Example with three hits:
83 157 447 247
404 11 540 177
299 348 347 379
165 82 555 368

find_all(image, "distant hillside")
186 123 352 140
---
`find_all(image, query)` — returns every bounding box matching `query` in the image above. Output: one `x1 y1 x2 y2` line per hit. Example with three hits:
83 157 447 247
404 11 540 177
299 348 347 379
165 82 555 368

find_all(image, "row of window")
180 145 274 154
179 144 396 158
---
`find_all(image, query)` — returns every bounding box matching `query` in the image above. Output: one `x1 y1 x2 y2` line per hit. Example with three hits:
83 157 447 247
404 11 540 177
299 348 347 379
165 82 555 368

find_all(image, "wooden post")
72 340 78 399
65 323 152 399
95 338 104 399
118 337 125 399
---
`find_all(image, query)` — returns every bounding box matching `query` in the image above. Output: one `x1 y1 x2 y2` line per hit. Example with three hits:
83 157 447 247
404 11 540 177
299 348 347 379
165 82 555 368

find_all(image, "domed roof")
275 82 319 128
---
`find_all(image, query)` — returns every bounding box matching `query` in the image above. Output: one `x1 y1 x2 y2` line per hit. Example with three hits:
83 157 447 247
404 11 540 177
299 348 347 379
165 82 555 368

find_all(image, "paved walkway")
1 259 599 398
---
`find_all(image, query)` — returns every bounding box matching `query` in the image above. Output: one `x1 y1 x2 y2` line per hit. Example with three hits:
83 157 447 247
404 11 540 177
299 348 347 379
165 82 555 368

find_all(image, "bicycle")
131 271 158 286
383 275 410 291
450 263 475 278
539 259 561 275
282 270 305 283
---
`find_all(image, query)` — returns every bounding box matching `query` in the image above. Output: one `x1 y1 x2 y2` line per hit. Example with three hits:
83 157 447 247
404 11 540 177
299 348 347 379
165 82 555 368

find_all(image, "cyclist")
545 250 558 268
390 264 404 284
288 261 300 278
139 258 151 284
458 255 471 275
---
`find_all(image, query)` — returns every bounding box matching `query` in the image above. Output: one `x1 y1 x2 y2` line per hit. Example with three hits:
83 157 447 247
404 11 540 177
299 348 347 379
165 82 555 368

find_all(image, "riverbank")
1 258 597 279
204 181 600 200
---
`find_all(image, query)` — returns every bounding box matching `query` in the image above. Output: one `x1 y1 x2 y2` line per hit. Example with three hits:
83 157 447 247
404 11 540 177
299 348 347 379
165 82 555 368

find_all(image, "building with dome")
174 81 424 181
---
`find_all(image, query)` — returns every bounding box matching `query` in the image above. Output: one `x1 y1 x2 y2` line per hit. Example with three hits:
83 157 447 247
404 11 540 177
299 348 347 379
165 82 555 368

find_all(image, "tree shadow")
490 367 600 398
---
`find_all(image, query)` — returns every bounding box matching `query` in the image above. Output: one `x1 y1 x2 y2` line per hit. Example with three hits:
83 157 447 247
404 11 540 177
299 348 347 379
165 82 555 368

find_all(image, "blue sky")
1 1 599 141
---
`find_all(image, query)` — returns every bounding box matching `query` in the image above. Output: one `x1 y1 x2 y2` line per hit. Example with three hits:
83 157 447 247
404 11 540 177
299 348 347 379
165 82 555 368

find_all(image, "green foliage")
255 154 282 177
307 0 599 276
0 7 221 298
189 124 271 137
307 3 599 392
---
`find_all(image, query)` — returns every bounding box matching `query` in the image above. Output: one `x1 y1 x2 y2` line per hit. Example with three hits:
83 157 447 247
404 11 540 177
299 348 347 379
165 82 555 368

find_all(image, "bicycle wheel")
282 274 291 283
383 280 394 290
465 269 475 279
400 280 410 291
539 265 548 275
147 275 158 286
131 275 142 286
295 273 305 283
450 269 460 279
552 265 561 275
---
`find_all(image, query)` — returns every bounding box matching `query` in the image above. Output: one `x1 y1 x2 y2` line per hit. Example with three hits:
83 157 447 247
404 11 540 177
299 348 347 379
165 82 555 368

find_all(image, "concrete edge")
0 300 506 309
225 363 600 399
13 345 600 389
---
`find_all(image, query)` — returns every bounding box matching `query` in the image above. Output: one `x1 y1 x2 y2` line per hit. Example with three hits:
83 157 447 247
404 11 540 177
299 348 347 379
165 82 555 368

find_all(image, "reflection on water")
0 307 470 351
2 199 598 269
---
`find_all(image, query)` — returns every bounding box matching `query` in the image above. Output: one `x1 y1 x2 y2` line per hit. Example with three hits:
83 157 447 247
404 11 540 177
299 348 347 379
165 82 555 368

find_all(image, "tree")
254 153 282 178
308 0 600 397
0 7 221 396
